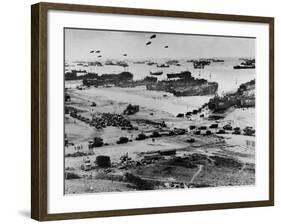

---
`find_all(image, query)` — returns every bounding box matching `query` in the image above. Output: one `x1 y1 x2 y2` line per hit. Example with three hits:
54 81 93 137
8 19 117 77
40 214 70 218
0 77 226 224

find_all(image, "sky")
65 28 255 62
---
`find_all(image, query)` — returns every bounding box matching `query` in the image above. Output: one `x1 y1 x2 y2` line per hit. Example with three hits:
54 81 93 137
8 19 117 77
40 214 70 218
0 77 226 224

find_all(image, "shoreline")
64 84 255 194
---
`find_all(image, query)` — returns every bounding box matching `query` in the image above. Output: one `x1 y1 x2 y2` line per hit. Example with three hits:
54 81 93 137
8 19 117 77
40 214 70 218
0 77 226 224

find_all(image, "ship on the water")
88 61 103 66
157 63 169 68
193 59 211 69
212 59 224 63
208 79 255 112
150 71 163 76
146 71 218 96
233 58 255 69
147 61 157 66
233 65 255 69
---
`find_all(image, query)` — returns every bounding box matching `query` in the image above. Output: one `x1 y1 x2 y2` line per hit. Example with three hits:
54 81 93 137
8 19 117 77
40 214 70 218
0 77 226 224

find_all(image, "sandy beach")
65 82 255 194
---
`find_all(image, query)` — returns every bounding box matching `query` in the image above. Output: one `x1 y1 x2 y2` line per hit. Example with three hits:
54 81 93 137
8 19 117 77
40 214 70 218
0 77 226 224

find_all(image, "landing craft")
146 41 151 46
150 70 163 76
150 34 156 39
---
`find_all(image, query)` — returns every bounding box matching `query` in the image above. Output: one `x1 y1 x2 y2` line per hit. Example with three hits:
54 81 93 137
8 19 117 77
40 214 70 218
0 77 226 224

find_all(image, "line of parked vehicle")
68 107 255 154
189 123 255 136
69 110 136 130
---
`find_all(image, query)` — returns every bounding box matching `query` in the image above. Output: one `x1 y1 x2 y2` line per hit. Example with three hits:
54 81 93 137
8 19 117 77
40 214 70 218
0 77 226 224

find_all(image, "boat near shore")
157 63 169 68
233 58 255 69
150 71 163 76
233 65 255 69
146 70 218 96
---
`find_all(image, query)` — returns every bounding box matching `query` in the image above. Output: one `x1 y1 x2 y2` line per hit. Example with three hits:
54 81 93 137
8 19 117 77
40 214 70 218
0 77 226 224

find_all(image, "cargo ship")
146 71 218 96
233 59 255 69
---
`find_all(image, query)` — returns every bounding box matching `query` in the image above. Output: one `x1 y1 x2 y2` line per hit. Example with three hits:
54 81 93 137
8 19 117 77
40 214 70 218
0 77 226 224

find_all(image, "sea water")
67 58 255 94
66 58 255 115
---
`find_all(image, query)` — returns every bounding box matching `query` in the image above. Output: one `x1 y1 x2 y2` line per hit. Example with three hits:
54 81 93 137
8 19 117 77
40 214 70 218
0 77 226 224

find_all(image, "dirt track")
64 85 255 194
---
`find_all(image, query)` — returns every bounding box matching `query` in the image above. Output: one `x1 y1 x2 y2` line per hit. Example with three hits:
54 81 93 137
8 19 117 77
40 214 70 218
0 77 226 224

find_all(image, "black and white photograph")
64 28 256 194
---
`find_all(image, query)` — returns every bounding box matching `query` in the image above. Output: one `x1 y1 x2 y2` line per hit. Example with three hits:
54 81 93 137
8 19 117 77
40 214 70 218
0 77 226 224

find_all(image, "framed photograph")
31 2 274 221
